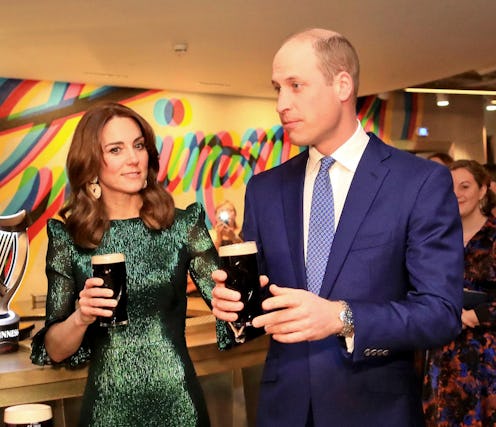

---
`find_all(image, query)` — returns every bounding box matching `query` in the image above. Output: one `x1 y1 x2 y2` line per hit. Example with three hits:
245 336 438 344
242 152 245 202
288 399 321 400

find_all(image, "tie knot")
320 156 335 171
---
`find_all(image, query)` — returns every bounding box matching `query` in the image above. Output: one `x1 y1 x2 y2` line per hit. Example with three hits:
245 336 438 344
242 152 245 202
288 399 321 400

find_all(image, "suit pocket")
362 364 414 395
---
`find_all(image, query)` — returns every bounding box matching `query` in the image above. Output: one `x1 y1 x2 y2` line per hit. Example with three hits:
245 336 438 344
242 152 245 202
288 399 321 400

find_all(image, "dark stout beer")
219 241 264 343
91 253 128 327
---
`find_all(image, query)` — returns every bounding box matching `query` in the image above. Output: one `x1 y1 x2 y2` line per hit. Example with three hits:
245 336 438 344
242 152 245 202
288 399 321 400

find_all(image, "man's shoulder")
251 149 308 181
367 132 441 171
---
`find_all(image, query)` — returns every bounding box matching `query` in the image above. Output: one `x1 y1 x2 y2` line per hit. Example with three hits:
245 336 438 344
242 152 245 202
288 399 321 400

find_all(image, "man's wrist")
337 300 354 338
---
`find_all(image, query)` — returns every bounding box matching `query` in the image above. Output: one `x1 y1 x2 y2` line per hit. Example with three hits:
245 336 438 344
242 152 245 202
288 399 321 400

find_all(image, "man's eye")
292 83 301 90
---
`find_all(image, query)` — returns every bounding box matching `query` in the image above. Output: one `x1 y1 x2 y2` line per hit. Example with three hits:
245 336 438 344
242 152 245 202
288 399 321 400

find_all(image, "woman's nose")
125 147 139 163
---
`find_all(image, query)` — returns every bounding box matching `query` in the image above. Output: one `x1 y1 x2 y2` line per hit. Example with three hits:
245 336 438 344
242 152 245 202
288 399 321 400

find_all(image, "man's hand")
252 285 344 343
211 270 269 322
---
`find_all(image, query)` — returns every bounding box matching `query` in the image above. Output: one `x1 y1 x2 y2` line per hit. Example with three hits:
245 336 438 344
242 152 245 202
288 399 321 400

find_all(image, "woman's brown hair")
59 102 175 248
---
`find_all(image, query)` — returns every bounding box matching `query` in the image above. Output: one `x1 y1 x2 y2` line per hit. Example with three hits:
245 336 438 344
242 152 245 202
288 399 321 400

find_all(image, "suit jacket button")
370 349 377 356
364 349 371 356
383 349 390 356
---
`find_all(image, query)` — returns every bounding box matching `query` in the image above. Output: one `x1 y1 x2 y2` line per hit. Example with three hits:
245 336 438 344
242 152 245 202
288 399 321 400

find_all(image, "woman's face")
216 204 236 227
98 116 149 201
451 167 486 219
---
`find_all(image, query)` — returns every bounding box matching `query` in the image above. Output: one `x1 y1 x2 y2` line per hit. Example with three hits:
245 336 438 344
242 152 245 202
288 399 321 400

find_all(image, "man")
212 28 463 427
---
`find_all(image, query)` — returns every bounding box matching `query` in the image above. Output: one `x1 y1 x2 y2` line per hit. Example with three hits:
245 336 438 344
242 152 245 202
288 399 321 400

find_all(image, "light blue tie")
306 156 336 294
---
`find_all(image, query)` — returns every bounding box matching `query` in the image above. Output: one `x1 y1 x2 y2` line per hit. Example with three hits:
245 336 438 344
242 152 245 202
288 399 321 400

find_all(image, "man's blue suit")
242 134 464 427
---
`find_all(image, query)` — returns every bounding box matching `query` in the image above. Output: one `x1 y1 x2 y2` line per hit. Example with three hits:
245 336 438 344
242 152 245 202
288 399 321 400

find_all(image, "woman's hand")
76 277 116 326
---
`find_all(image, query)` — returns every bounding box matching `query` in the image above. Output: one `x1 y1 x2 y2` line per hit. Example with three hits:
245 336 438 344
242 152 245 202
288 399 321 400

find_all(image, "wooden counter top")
0 315 269 408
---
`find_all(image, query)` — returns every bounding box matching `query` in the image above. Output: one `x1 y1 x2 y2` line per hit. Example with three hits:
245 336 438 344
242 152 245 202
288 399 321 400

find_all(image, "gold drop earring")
89 177 102 200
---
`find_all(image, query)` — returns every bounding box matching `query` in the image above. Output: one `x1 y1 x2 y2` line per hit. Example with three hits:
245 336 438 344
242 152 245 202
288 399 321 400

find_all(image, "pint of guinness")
91 253 128 327
219 241 264 343
4 403 53 426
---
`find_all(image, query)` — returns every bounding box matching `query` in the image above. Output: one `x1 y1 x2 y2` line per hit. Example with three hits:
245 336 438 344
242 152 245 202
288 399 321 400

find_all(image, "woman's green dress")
31 203 233 427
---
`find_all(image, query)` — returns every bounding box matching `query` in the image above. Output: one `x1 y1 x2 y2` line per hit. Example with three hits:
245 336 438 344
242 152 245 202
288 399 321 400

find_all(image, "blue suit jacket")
243 134 464 427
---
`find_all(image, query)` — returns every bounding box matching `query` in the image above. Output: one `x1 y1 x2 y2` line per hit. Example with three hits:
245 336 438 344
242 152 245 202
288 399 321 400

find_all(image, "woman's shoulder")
484 216 496 234
47 217 66 232
46 218 72 241
175 202 206 222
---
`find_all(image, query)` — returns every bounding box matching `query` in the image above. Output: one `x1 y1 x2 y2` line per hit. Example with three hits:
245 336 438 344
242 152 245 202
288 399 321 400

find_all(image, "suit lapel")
320 135 392 298
282 151 308 289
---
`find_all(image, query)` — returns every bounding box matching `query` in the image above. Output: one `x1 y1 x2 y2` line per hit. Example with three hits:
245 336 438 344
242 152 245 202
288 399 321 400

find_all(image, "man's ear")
333 71 354 102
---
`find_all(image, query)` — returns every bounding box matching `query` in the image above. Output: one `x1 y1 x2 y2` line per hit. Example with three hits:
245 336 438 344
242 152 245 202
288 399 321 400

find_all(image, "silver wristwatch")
337 300 354 338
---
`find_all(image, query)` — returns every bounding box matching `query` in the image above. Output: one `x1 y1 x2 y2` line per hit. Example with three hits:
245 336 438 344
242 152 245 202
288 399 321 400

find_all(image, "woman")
209 200 243 249
30 102 232 427
423 159 496 426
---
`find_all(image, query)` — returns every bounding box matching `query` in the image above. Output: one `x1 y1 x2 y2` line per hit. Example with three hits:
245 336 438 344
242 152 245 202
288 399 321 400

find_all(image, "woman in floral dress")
423 159 496 426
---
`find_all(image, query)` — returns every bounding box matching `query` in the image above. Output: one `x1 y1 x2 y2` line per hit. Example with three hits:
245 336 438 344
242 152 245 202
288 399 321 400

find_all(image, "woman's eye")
135 142 145 150
109 147 121 154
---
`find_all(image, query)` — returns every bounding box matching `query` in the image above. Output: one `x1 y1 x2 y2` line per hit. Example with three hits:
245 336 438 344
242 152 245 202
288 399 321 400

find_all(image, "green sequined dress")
31 203 233 427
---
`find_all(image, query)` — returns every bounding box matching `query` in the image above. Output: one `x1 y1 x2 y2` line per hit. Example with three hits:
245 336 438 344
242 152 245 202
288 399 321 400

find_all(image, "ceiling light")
405 87 496 96
485 98 496 111
436 93 449 107
173 43 188 55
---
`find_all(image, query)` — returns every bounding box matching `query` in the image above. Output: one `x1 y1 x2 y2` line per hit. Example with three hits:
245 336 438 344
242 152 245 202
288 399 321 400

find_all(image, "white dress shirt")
303 121 369 352
303 122 370 259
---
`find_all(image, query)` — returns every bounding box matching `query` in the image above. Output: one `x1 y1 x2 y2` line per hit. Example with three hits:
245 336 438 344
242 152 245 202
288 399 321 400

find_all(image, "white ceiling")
2 0 496 99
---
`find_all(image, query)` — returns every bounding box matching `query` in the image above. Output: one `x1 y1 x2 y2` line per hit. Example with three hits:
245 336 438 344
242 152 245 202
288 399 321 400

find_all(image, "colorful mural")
0 77 420 305
0 80 299 234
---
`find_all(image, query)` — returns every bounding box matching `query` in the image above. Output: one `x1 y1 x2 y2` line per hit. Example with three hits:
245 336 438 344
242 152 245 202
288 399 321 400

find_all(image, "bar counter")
0 314 269 426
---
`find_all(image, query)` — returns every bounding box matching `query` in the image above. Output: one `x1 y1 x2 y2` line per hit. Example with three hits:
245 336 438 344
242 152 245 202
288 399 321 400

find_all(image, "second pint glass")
219 241 264 343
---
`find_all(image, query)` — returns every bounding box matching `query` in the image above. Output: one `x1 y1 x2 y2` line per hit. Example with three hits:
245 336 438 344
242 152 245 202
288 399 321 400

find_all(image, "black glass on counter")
4 403 53 426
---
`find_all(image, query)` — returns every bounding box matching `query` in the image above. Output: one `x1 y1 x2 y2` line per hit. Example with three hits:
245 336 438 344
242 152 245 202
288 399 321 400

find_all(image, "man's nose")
276 90 290 114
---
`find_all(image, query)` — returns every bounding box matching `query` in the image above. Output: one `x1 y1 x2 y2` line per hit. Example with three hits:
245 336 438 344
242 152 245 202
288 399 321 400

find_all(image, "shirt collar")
308 121 369 173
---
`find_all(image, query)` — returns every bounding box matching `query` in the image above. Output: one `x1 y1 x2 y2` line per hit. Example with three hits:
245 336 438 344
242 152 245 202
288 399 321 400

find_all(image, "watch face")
337 302 354 337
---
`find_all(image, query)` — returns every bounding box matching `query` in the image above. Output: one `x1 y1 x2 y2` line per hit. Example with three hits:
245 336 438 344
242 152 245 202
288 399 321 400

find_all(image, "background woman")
209 200 243 250
30 102 231 427
423 159 496 426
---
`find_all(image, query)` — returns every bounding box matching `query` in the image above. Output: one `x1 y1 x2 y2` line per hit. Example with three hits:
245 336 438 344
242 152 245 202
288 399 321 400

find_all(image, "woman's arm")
44 277 115 362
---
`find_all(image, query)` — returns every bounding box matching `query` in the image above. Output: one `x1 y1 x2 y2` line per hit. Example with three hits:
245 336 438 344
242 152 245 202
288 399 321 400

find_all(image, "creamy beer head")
91 253 125 265
218 241 257 257
4 404 53 424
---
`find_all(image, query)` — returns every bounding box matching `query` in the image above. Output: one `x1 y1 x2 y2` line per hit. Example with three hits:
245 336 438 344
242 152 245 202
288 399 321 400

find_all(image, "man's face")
271 39 342 151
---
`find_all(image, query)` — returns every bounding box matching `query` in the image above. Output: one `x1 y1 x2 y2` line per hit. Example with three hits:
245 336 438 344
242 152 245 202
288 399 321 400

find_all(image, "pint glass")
91 253 128 327
219 241 264 343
